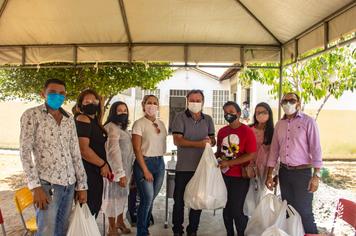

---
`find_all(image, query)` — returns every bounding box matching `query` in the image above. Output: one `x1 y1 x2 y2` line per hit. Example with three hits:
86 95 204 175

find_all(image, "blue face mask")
46 93 65 110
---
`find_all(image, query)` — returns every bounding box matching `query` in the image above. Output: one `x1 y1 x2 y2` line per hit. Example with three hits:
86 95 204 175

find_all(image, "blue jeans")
133 156 165 236
279 166 318 234
36 179 75 236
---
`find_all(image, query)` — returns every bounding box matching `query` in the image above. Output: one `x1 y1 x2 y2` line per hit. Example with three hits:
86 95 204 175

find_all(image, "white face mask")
282 102 297 115
188 102 202 114
144 104 158 117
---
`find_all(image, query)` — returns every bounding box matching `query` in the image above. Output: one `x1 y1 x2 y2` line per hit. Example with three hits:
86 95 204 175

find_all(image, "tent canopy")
0 0 355 67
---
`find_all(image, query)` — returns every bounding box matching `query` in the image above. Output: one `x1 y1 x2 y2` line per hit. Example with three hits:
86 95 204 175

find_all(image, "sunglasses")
152 122 161 134
281 99 297 105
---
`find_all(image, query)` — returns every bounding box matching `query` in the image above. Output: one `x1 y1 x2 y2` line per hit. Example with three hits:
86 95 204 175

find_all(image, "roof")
174 67 219 81
0 0 355 66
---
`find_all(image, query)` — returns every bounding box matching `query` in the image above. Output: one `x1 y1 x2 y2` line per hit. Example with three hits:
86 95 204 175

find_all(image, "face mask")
188 102 202 114
46 93 65 110
256 114 269 123
224 113 238 123
113 113 128 125
145 104 158 117
81 103 99 115
282 102 297 115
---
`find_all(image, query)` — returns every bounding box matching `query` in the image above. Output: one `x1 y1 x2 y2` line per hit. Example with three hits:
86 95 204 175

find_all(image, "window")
213 90 229 125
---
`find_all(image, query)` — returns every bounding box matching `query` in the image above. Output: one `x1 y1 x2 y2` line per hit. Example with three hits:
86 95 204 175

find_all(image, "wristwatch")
313 171 321 178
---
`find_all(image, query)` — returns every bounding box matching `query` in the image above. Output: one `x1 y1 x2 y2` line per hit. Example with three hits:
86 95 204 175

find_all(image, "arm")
173 134 209 148
69 118 88 191
219 152 256 168
105 124 126 182
307 119 322 192
132 134 153 182
266 124 280 190
19 111 40 190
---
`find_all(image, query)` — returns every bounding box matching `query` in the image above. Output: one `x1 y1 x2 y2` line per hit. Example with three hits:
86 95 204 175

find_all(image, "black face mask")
81 104 99 115
224 113 238 123
113 113 128 125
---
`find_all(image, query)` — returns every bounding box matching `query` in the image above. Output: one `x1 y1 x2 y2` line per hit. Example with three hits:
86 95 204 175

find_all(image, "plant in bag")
184 143 227 210
67 203 101 236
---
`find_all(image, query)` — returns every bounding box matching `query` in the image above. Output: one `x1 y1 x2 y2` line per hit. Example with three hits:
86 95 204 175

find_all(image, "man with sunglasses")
20 79 88 235
266 92 323 234
171 89 216 236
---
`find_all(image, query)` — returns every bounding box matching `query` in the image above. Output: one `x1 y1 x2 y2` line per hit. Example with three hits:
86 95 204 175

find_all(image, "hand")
200 137 211 148
308 176 319 192
32 187 50 210
75 190 87 203
119 176 127 188
273 175 279 187
218 160 230 169
265 175 277 191
143 170 154 182
100 163 111 178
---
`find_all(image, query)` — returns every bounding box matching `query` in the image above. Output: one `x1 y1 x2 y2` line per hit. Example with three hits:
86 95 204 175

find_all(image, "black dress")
76 115 107 217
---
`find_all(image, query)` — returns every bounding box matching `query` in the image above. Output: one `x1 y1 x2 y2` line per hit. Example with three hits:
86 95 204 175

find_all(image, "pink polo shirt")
267 112 323 168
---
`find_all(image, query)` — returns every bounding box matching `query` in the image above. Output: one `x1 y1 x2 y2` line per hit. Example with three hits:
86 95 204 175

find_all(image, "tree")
0 63 173 109
239 45 356 120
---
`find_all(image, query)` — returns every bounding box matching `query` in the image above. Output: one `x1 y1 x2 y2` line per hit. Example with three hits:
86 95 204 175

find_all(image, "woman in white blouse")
132 95 168 236
102 101 135 236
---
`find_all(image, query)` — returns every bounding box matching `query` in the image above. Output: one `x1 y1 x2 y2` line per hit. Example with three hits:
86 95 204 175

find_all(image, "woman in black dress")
75 89 111 217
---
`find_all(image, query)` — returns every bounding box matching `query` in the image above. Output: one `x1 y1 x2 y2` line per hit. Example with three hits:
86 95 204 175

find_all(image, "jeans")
133 156 165 236
223 175 249 236
172 171 202 234
36 179 75 236
279 166 318 234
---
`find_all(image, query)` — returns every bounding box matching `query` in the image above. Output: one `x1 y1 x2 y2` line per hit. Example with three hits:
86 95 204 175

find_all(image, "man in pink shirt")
266 92 322 234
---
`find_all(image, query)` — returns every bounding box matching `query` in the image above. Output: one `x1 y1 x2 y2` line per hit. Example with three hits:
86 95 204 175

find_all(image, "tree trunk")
315 93 332 120
104 96 114 112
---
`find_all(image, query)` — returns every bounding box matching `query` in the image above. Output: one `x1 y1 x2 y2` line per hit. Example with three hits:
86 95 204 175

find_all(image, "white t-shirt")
132 116 167 157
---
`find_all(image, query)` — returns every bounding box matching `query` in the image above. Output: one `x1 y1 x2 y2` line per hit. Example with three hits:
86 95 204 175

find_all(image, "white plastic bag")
184 143 227 210
67 203 101 236
278 205 305 236
243 177 269 216
261 226 290 236
245 194 287 236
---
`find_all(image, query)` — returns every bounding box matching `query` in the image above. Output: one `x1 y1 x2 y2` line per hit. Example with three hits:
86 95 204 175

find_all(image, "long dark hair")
75 89 107 135
105 101 130 130
251 102 274 145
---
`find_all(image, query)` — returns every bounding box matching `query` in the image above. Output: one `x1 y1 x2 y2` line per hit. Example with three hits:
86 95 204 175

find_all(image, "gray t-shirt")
171 110 215 171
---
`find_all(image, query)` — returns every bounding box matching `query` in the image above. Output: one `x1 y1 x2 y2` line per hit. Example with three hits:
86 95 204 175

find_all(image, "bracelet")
99 162 107 169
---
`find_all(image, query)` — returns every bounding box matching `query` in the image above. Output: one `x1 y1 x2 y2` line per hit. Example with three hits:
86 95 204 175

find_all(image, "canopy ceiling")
0 0 355 67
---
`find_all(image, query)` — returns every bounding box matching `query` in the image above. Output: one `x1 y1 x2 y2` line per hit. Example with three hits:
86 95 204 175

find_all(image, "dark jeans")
172 171 202 234
279 166 318 234
133 157 165 236
223 175 250 236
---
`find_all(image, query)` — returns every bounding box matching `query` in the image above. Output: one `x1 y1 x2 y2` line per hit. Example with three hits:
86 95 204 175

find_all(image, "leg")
35 181 58 236
222 175 234 236
279 166 295 207
172 172 194 234
54 184 75 236
230 178 249 236
133 161 154 236
290 169 318 234
186 208 202 234
86 171 104 218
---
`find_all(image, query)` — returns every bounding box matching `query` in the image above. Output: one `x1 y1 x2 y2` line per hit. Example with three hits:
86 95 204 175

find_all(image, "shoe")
108 227 121 236
187 233 197 236
117 224 131 234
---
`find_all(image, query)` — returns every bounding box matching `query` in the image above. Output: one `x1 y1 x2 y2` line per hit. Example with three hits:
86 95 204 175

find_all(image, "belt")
280 163 312 170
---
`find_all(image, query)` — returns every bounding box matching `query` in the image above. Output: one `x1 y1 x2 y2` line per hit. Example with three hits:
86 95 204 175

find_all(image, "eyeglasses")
281 99 297 105
152 122 161 134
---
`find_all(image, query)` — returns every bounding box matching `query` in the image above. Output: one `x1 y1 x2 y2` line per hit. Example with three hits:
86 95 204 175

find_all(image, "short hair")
223 101 241 113
186 89 204 101
142 94 159 106
283 92 300 102
44 79 66 89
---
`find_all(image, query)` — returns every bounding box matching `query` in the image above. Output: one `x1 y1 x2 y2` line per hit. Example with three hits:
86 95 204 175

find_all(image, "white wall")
157 68 230 107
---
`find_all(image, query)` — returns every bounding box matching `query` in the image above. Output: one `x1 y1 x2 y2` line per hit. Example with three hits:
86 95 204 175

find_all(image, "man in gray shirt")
171 90 216 236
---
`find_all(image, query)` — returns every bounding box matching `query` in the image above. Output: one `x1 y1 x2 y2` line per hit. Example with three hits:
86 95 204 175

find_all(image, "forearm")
228 153 254 166
174 137 204 148
80 147 105 167
133 147 149 173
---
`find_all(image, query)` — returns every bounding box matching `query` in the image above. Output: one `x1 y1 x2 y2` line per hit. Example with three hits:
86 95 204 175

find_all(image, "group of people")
20 78 322 236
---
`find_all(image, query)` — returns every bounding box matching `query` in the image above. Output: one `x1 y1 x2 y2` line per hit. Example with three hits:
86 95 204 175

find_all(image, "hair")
186 89 205 101
251 102 274 145
283 92 300 102
223 101 241 113
105 101 130 130
141 94 159 107
243 101 249 105
75 89 106 134
44 79 66 89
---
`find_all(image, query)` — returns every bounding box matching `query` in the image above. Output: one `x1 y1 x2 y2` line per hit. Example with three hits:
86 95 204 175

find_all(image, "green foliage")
0 63 173 102
239 45 356 115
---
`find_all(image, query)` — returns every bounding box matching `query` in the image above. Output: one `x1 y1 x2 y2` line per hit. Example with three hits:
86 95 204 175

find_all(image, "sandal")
108 227 121 236
117 224 131 234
